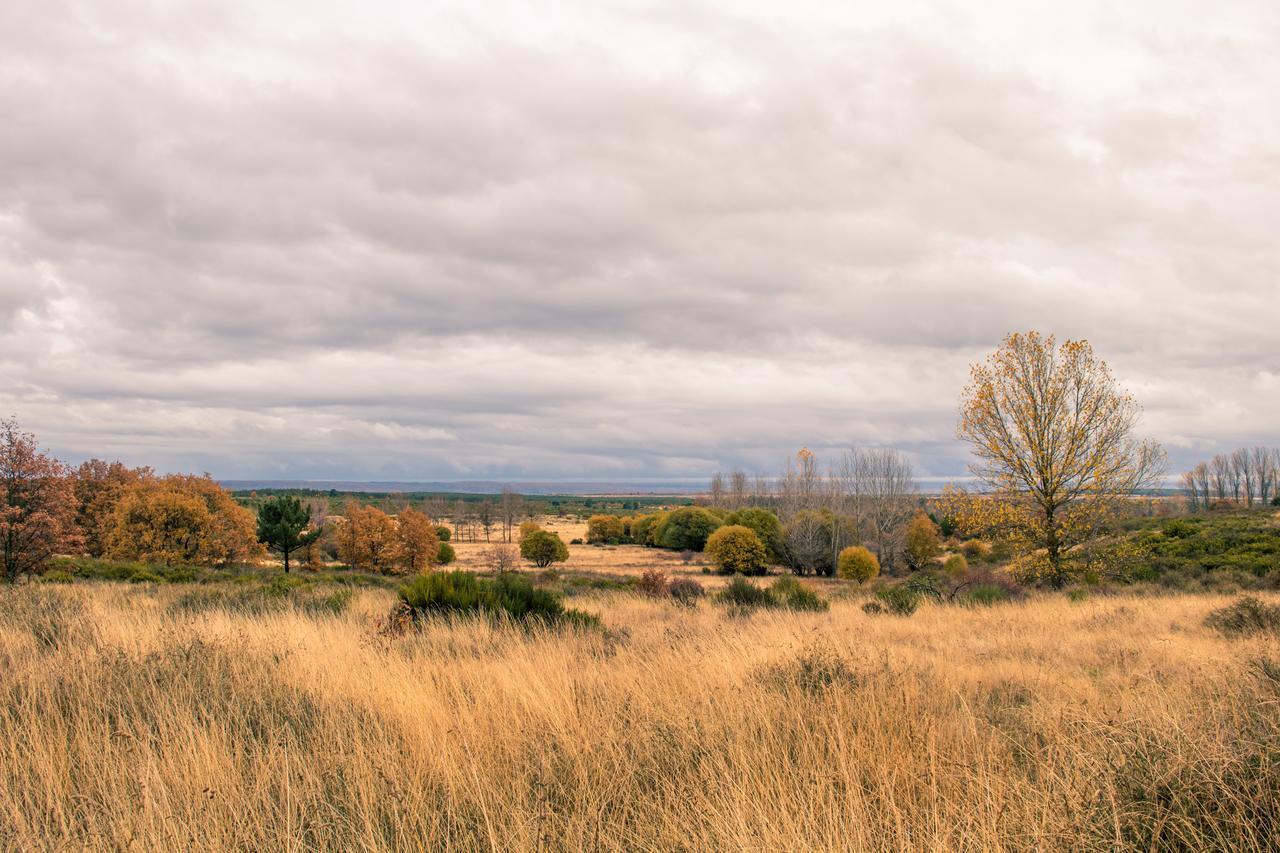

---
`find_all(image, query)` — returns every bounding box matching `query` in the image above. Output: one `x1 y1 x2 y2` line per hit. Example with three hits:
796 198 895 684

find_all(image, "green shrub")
520 530 569 568
435 525 451 541
876 585 921 616
40 571 74 584
960 539 992 561
1205 596 1280 638
769 575 829 612
705 525 769 575
723 507 783 558
963 582 1011 607
714 575 828 613
943 554 969 577
837 546 879 583
127 569 163 584
398 571 599 628
715 576 775 610
629 513 665 547
436 542 457 565
656 507 722 551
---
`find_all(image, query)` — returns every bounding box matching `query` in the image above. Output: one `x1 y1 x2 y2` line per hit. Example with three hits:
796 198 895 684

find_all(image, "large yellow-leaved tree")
949 332 1165 587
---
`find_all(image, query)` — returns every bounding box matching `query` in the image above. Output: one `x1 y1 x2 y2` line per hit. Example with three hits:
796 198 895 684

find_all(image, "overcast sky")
2 1 1277 483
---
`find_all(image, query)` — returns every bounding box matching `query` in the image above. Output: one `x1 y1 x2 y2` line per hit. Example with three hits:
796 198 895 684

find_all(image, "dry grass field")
2 582 1279 851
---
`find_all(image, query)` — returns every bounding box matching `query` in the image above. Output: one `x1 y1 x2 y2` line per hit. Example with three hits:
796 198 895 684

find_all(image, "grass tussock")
0 583 1278 850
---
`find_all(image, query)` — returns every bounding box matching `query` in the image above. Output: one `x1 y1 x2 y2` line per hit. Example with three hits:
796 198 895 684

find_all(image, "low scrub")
668 578 705 607
398 571 600 628
715 576 829 613
876 585 922 616
1205 596 1280 638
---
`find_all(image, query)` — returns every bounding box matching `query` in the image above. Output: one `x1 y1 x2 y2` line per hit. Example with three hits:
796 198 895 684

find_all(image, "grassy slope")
2 583 1279 850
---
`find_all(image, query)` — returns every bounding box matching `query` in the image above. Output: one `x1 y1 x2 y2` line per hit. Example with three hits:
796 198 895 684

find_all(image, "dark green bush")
963 583 1012 606
655 507 722 551
722 507 783 558
1205 596 1280 638
714 576 829 612
769 575 829 612
436 542 457 565
877 585 921 616
398 571 599 628
715 576 775 610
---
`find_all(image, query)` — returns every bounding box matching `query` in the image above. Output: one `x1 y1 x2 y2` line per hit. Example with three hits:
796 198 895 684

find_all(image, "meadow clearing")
2 578 1278 851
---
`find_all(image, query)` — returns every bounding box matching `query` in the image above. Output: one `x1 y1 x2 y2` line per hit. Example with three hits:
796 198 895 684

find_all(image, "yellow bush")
837 546 880 583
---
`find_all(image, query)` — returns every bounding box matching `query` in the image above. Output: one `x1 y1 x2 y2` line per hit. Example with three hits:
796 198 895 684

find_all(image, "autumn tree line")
0 417 472 582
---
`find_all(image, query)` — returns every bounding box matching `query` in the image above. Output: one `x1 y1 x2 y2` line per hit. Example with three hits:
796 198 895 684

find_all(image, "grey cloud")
1 0 1278 480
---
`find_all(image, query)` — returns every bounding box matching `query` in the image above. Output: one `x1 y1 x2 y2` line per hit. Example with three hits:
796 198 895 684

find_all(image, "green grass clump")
398 571 600 628
769 575 830 612
715 576 829 613
876 585 922 616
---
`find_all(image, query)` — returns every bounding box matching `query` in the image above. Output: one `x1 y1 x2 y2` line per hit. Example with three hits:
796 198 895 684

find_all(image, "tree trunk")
283 548 290 573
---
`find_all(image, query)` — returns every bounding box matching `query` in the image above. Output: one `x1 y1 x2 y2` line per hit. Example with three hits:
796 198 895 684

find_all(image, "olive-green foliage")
836 546 880 583
436 542 457 565
435 525 451 541
1205 596 1280 638
769 575 829 612
715 576 776 610
629 512 665 547
963 583 1012 607
960 539 992 561
704 525 769 575
655 507 722 551
723 507 783 558
398 570 599 627
50 556 203 584
943 554 969 577
586 515 627 544
876 584 921 616
714 575 829 612
1122 512 1280 591
520 530 569 568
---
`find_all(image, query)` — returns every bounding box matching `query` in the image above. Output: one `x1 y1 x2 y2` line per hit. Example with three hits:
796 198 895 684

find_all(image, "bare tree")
499 487 523 542
778 448 822 515
708 472 725 507
1210 454 1230 502
1182 466 1206 512
477 500 495 541
836 447 917 572
729 470 748 509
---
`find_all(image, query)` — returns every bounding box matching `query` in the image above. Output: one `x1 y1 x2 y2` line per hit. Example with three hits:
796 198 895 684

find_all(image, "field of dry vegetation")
3 581 1279 851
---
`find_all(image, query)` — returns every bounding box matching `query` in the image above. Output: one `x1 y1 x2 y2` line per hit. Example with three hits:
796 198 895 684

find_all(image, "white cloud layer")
1 0 1277 480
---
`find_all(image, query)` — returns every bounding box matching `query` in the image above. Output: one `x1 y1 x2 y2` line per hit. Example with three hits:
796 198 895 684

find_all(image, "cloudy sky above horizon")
2 0 1278 483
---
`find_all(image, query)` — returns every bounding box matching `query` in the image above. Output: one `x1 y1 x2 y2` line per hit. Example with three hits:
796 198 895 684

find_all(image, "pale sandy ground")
446 517 721 581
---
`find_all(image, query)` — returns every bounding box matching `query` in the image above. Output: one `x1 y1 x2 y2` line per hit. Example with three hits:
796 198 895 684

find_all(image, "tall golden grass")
1 583 1278 851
